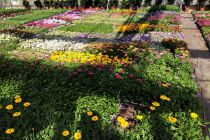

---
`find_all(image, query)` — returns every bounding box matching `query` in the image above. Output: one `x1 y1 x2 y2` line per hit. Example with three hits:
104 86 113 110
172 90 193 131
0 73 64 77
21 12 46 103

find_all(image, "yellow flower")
91 115 99 121
168 116 177 123
152 102 160 107
149 106 156 111
23 102 30 107
160 95 171 101
15 98 22 103
190 112 198 119
74 131 82 140
120 121 129 128
6 104 13 110
62 130 70 137
162 83 168 87
5 128 15 134
87 111 93 116
136 115 144 121
12 112 21 117
0 105 2 109
117 116 124 123
14 95 21 99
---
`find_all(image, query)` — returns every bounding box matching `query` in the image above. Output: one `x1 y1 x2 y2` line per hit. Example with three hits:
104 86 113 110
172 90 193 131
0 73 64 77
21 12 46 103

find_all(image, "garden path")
181 13 210 125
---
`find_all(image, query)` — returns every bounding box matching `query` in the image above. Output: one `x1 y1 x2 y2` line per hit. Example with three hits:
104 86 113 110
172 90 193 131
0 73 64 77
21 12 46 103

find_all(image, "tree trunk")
118 0 121 9
106 0 110 10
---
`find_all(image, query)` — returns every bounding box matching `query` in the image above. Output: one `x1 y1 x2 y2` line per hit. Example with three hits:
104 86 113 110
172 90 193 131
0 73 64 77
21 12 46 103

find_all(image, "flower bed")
194 12 210 48
0 7 204 140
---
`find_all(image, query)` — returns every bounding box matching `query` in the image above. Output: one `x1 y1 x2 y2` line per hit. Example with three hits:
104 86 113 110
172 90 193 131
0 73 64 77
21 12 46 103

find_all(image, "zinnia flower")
74 131 82 140
6 104 13 110
87 111 93 116
13 112 21 117
5 128 15 134
168 116 177 123
152 102 160 107
91 115 99 121
136 115 144 121
23 102 31 107
190 112 198 119
62 130 70 137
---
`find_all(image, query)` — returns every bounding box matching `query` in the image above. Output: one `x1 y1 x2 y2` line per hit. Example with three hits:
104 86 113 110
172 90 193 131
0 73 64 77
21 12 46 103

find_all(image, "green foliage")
148 5 181 12
57 23 114 34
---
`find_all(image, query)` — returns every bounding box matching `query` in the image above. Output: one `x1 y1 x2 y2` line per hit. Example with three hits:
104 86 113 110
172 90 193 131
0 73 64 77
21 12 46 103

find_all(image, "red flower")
119 69 124 74
115 74 122 79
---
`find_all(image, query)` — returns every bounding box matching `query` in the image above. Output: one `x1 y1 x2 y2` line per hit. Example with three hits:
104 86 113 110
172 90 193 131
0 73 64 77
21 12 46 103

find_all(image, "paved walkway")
181 13 210 124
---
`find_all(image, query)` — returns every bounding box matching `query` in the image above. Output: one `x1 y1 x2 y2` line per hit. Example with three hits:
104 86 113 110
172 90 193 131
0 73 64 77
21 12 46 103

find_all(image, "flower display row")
20 39 87 52
25 10 97 29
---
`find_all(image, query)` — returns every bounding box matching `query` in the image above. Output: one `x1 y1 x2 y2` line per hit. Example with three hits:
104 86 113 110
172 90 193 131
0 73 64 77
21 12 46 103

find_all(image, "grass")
57 23 114 34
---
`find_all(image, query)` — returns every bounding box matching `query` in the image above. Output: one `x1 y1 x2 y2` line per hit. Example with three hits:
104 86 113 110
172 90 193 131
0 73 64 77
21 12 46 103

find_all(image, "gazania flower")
5 128 15 134
74 131 82 140
15 97 22 103
62 130 70 137
152 102 160 107
190 112 198 119
6 104 13 110
23 102 31 107
87 111 93 116
136 115 144 121
149 106 156 111
168 116 177 123
13 112 21 117
91 115 99 121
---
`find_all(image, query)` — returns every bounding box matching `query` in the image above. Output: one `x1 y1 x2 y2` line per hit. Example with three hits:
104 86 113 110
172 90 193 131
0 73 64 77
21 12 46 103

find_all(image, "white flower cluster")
0 34 19 43
20 39 87 52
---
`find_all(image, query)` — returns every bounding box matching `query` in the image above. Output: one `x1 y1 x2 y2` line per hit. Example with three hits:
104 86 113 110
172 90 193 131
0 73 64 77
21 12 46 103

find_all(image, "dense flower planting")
0 6 204 139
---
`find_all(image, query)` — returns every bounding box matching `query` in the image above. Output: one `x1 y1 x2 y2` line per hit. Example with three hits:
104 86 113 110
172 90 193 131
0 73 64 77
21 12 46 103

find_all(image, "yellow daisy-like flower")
23 102 30 107
149 106 156 111
136 115 144 121
91 115 99 122
74 131 82 140
6 104 13 110
120 121 129 128
62 130 70 137
162 83 168 87
152 102 160 107
5 128 15 134
190 112 198 119
14 95 21 99
117 116 124 123
15 98 22 103
0 105 3 109
86 111 93 116
160 95 171 101
168 116 177 124
12 112 21 117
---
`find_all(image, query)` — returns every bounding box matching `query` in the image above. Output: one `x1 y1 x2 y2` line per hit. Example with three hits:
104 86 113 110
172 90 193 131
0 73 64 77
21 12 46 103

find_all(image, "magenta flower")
115 74 122 79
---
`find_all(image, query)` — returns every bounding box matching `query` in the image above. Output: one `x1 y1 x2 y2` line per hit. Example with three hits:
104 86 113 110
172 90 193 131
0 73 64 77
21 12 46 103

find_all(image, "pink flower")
119 69 124 74
88 71 94 76
115 74 122 79
109 68 113 72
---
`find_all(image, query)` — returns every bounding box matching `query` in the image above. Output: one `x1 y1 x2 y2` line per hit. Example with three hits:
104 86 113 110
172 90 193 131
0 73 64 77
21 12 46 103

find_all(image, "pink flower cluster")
197 19 210 27
25 9 97 29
